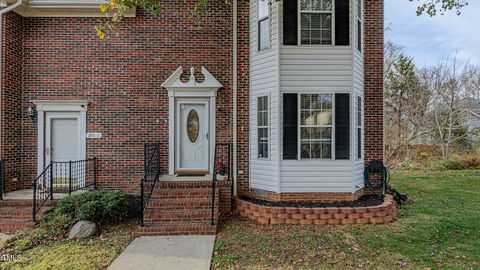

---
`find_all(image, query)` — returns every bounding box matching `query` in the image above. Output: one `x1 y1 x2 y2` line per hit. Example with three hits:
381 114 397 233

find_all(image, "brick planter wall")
234 195 397 225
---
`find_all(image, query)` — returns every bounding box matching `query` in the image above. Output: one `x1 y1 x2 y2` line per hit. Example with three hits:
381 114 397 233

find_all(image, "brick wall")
8 1 233 194
236 0 250 196
364 0 384 164
1 12 24 192
235 195 397 225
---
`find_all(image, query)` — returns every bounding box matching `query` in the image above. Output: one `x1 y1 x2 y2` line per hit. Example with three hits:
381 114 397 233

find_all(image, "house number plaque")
87 132 103 139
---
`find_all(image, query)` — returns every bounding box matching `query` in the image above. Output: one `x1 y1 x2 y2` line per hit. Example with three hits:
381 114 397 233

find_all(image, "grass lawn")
213 170 480 269
0 220 137 270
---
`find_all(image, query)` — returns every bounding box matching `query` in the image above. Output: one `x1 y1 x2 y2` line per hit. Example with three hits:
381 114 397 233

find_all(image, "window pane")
259 0 269 18
301 14 332 45
357 97 362 125
301 0 332 11
300 94 333 125
259 19 270 50
357 0 361 17
258 96 269 158
258 127 269 158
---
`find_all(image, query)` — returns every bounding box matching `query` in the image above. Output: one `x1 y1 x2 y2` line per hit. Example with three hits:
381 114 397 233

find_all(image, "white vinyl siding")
250 0 280 192
352 0 364 190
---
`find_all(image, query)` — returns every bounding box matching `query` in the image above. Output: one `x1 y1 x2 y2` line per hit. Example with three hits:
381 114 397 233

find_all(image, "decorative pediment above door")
162 66 222 175
162 66 223 97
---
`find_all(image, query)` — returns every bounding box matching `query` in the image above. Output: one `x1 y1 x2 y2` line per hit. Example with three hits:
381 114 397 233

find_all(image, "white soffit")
14 0 136 17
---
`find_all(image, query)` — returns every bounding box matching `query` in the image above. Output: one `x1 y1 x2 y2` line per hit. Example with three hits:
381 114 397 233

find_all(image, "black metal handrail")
211 143 231 225
32 158 97 222
0 160 4 200
140 143 161 227
32 163 53 223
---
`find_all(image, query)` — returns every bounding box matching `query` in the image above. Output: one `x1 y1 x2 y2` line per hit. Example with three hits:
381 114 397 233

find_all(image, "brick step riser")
0 200 57 207
150 193 213 199
152 188 212 198
146 200 213 207
0 214 33 219
144 214 216 220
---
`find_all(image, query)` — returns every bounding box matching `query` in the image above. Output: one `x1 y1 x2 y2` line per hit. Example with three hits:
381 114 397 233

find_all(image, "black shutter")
283 94 298 159
335 93 350 159
335 0 350 46
283 0 298 45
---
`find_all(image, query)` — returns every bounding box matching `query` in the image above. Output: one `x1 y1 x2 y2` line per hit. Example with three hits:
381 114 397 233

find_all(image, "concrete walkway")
108 236 216 270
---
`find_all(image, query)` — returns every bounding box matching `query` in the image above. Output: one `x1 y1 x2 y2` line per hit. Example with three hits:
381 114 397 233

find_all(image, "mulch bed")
240 195 384 208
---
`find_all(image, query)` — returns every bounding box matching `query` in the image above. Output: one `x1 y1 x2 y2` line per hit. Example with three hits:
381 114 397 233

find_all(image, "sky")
385 0 480 68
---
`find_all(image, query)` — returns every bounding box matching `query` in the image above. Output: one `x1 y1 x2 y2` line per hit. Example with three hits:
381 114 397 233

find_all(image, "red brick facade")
236 0 251 196
364 0 384 165
2 2 236 193
0 0 384 206
1 12 23 192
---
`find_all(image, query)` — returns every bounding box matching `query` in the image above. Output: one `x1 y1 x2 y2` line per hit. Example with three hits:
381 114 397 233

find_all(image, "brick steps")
136 180 220 236
146 197 212 210
144 209 213 222
0 203 54 232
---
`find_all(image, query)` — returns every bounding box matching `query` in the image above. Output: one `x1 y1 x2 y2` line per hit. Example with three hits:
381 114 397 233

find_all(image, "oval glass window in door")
187 109 200 143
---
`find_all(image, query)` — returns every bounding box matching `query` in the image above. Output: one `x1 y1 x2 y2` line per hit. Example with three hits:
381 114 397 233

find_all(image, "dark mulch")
240 194 384 208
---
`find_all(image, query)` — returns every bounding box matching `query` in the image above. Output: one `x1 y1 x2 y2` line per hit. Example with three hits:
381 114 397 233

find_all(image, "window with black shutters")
283 0 350 46
283 93 351 160
258 96 269 158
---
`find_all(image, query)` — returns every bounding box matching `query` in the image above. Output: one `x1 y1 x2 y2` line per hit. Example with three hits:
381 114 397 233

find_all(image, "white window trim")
297 0 336 47
257 95 270 159
297 93 336 160
258 0 271 51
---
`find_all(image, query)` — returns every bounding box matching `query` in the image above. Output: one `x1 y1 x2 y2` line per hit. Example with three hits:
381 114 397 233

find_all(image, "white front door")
176 101 209 171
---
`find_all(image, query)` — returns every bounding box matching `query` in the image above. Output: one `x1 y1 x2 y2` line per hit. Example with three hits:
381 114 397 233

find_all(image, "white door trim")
175 100 209 171
33 100 87 176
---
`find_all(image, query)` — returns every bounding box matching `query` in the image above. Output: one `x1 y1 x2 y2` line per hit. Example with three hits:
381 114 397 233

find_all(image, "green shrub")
54 190 129 224
440 160 465 170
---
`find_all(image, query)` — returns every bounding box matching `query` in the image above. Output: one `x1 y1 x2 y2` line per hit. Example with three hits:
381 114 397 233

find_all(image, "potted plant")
216 162 227 176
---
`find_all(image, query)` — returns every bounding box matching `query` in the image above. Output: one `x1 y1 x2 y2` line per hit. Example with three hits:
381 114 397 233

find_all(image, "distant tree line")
384 41 480 165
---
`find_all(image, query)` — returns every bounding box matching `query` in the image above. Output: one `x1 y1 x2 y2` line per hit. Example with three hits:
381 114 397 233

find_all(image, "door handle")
205 132 209 140
46 147 50 155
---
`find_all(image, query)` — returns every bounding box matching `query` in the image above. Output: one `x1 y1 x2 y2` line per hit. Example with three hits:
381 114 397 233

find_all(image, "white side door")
176 101 209 171
45 112 84 184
